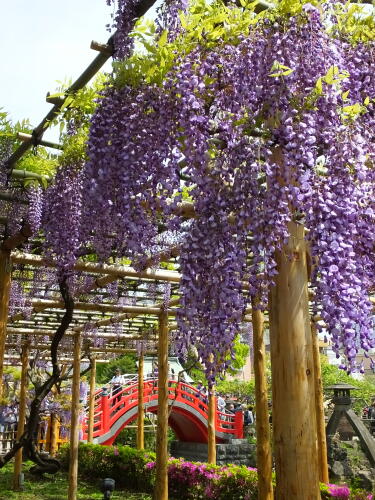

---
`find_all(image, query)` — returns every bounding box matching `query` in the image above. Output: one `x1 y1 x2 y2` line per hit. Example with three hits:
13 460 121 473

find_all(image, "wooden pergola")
1 2 374 500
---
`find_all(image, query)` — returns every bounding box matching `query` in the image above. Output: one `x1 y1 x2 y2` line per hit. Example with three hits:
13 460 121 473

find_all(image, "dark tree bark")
0 277 74 474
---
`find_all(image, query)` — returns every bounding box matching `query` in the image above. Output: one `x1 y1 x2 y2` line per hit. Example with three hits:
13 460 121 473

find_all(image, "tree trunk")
269 221 320 500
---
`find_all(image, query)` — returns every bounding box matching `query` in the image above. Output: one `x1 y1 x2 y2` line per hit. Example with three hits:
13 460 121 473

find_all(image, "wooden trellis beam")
17 132 63 151
0 249 12 400
1 223 33 252
67 333 81 500
3 355 109 364
5 343 157 355
12 251 181 282
13 340 29 491
4 0 168 173
29 299 174 316
87 358 96 444
6 327 156 340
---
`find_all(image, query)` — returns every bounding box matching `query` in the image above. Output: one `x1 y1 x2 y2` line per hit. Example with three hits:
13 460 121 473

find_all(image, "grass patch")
0 461 151 500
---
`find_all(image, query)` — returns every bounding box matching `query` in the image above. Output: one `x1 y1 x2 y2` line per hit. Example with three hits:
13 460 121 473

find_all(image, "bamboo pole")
269 221 320 500
12 252 181 282
0 249 11 401
90 40 113 56
45 416 52 452
137 351 145 450
311 321 329 483
17 132 63 151
29 299 171 316
154 310 169 500
87 358 97 444
12 252 254 291
67 332 81 500
207 388 216 464
251 298 273 500
13 340 29 490
6 327 156 340
5 344 157 358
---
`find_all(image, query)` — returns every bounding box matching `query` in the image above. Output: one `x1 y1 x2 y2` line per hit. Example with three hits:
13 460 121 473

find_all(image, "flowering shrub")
146 458 258 500
320 482 373 500
59 444 373 499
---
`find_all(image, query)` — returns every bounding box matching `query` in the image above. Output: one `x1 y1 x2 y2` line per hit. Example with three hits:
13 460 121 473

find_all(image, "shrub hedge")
59 443 155 492
59 444 373 500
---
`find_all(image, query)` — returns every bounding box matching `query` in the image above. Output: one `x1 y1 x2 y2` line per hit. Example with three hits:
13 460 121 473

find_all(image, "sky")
0 1 119 141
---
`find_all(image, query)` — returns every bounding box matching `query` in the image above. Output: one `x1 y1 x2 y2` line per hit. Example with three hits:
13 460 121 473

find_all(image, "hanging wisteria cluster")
9 272 33 319
24 0 374 381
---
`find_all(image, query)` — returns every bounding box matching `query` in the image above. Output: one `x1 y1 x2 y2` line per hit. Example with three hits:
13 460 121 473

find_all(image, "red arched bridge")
81 379 243 445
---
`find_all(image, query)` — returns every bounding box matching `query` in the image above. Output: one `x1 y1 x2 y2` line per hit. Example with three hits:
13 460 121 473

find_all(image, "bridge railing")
81 379 243 441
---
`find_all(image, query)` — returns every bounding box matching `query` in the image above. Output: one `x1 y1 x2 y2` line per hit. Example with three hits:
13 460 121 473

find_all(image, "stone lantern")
326 383 375 467
327 383 358 407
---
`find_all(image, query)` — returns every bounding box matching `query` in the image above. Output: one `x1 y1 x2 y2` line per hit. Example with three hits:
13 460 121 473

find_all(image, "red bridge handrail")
81 379 243 442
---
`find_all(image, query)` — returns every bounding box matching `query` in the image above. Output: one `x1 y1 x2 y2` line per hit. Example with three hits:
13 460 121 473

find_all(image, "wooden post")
87 357 96 443
207 389 216 464
0 249 11 401
45 416 52 452
137 350 145 450
68 332 81 500
251 299 273 500
50 413 59 456
154 310 169 500
269 221 320 499
311 321 329 483
13 340 29 491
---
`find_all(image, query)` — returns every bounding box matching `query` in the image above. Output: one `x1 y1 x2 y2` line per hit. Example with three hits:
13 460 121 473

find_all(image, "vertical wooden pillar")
68 332 81 500
0 249 11 401
13 340 29 491
251 299 273 500
137 350 145 450
269 222 320 500
50 413 59 456
45 417 52 452
87 357 96 443
311 322 329 483
207 389 216 464
154 310 169 500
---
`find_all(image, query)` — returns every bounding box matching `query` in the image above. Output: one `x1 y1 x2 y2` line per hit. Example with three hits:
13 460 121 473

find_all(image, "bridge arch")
81 380 243 445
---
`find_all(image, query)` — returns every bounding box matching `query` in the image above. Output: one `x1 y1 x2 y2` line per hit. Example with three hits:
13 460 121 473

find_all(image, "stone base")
170 439 256 467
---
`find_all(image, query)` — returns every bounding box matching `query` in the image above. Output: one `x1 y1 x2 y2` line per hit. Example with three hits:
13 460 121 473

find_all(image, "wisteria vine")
26 0 375 381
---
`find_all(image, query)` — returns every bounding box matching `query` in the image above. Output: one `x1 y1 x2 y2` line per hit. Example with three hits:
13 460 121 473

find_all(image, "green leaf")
324 65 336 85
364 96 370 106
342 90 350 101
158 29 168 47
315 77 323 95
179 11 188 29
269 60 294 78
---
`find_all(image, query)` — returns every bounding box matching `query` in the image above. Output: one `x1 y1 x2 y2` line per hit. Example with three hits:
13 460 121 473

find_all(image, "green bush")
59 444 373 500
59 443 155 492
